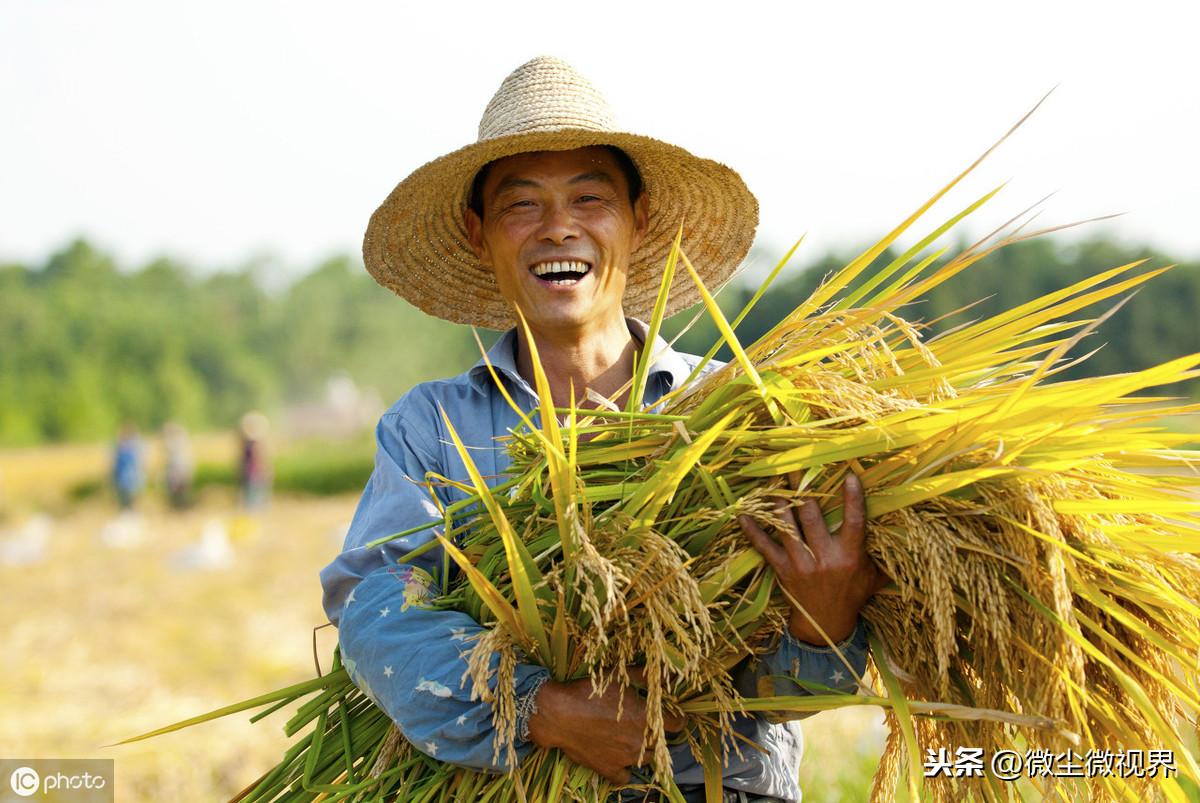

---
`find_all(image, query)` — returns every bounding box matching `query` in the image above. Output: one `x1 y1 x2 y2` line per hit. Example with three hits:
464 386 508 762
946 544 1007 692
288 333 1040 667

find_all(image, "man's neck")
515 313 639 409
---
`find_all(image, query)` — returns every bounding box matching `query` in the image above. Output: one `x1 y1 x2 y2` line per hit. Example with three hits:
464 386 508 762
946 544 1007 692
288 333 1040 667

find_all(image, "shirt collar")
467 327 525 392
467 317 692 395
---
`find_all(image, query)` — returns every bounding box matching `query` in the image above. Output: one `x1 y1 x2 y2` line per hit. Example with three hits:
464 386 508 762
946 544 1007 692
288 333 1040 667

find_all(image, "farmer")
320 57 886 802
238 411 272 510
112 421 144 510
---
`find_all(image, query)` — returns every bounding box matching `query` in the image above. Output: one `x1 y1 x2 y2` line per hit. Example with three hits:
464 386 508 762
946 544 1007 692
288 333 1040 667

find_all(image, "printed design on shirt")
343 656 381 706
415 677 452 698
386 564 436 611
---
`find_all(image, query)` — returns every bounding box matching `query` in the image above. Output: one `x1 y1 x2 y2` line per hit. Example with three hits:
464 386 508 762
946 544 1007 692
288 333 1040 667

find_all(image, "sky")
2 0 1198 281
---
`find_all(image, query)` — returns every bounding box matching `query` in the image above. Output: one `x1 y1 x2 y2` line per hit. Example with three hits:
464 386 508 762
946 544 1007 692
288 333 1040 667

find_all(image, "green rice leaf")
438 405 551 664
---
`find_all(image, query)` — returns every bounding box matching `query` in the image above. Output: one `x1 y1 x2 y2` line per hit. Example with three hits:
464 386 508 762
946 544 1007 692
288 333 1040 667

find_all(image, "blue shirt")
112 436 143 492
319 320 870 802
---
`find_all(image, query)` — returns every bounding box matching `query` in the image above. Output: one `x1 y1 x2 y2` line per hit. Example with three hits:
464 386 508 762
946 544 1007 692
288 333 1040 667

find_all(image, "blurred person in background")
238 411 272 510
162 421 194 510
111 421 144 510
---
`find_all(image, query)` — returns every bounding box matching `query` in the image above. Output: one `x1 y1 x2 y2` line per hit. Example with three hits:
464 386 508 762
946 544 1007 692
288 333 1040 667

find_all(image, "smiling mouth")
530 260 592 286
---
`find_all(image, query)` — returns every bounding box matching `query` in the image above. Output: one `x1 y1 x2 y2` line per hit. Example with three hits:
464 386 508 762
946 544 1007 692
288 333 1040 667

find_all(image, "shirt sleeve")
318 400 549 771
731 617 871 722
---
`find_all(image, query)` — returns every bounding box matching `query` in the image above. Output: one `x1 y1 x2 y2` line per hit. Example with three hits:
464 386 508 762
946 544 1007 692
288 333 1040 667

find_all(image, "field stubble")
0 492 350 800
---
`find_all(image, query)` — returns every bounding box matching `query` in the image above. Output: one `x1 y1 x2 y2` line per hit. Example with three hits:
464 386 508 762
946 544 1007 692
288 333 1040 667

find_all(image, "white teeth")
531 260 590 277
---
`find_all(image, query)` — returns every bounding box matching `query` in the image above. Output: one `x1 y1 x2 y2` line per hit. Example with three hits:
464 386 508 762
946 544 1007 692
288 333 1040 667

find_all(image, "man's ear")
464 208 491 267
631 191 650 251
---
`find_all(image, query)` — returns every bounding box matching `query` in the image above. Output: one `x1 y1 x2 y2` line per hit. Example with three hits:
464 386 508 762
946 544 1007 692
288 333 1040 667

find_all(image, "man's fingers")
663 708 686 733
608 768 632 786
562 747 630 787
787 470 803 491
774 497 816 571
838 472 867 551
872 564 892 594
621 688 649 723
739 514 787 570
772 495 801 537
794 497 833 559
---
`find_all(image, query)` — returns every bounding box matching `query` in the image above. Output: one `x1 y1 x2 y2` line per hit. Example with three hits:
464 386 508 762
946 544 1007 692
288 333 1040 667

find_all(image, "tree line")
1 235 1195 447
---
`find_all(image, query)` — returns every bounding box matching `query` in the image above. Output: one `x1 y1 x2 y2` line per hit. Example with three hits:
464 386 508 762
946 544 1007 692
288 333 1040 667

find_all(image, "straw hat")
363 56 759 330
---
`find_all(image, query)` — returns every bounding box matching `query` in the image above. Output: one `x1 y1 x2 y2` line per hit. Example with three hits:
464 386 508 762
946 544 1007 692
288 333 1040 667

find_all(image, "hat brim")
363 129 759 330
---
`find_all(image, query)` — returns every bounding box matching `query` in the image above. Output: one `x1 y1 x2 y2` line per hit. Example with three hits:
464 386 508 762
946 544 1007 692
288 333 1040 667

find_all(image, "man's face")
464 146 649 333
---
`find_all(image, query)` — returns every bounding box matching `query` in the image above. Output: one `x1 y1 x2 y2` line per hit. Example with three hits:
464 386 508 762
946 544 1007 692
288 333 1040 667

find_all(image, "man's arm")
334 561 551 770
730 616 871 721
320 405 550 771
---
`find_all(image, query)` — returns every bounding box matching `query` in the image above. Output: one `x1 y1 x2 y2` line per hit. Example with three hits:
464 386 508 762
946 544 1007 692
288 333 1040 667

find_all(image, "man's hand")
739 471 888 646
526 674 685 786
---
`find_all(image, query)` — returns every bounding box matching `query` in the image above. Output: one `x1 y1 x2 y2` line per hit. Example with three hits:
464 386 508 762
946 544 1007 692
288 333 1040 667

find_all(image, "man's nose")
537 201 579 244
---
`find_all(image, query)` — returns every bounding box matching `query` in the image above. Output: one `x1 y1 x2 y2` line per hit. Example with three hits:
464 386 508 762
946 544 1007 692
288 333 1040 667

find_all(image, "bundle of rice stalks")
119 140 1200 803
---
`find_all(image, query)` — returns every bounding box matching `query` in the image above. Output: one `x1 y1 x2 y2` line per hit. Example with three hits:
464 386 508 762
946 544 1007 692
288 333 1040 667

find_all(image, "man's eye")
577 195 602 203
506 199 536 209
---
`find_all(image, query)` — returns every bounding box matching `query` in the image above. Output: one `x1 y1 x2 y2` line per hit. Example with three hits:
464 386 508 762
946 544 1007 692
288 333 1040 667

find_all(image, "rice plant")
117 136 1200 803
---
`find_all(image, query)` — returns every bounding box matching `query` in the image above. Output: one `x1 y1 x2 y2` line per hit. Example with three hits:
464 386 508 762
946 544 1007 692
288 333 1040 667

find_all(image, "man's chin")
516 304 613 334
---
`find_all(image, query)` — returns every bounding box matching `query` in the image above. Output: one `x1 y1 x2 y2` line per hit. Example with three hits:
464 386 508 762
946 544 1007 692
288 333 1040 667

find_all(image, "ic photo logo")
9 766 39 797
3 760 112 800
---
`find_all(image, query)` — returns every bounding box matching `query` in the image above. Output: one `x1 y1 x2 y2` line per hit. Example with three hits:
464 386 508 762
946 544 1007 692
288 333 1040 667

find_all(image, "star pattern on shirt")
383 665 393 678
449 627 469 641
425 740 439 757
456 714 468 726
379 606 390 618
831 669 846 684
345 588 356 606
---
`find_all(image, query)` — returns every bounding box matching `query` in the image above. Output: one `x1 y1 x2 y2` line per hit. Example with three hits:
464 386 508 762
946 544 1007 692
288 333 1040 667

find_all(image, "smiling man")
320 57 884 802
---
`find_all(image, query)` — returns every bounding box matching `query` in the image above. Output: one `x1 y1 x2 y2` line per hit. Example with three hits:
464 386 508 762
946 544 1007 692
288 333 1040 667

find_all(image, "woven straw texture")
363 56 759 330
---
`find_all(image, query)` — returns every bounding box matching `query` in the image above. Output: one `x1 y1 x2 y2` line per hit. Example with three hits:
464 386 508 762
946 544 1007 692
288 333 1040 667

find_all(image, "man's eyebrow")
491 176 540 196
569 170 617 186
